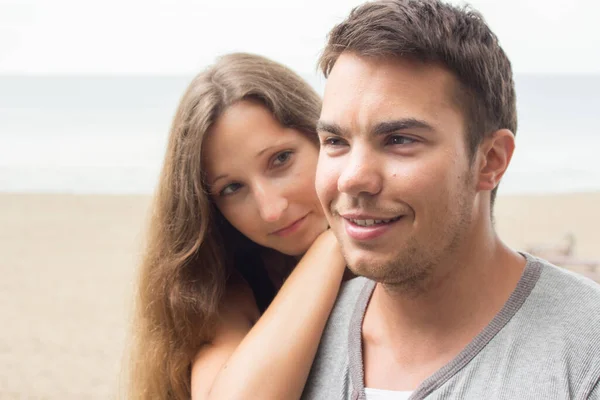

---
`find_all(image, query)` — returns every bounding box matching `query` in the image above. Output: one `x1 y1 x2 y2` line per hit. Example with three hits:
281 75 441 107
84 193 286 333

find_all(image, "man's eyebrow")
373 118 434 135
316 118 434 138
316 121 346 136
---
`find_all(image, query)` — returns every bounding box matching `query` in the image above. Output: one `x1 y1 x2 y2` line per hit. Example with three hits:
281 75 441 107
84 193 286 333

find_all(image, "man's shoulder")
523 254 600 339
465 255 600 398
533 255 600 309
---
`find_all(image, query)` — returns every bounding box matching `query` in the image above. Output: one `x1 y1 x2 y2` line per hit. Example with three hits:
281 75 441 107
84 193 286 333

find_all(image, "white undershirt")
365 387 414 400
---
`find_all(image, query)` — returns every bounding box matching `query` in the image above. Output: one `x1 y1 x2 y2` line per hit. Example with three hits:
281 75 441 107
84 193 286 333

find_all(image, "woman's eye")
272 151 293 167
388 135 416 145
220 182 242 196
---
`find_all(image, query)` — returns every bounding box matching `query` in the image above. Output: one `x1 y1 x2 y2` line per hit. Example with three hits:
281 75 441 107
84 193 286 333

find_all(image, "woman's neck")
260 249 297 290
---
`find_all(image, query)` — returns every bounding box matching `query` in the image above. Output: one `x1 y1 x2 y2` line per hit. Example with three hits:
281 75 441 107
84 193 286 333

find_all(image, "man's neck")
362 229 526 390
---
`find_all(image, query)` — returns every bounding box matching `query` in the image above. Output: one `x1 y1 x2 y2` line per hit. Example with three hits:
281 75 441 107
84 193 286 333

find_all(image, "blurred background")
1 0 599 398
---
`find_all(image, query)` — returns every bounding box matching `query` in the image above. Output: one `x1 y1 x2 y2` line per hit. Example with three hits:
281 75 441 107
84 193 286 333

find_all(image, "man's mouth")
339 212 405 241
346 216 402 226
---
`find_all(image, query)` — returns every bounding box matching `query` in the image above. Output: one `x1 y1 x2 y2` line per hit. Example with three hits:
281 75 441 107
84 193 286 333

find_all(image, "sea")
1 74 599 195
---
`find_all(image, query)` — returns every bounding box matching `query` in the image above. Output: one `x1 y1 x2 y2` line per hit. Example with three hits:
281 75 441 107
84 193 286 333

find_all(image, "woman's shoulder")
190 275 261 397
194 275 260 353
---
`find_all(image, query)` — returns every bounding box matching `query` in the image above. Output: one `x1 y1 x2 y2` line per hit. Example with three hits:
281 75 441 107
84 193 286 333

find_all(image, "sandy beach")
1 192 599 399
0 194 150 399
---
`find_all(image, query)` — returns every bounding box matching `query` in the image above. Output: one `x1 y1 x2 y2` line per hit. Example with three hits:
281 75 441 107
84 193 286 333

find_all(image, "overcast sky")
1 0 599 75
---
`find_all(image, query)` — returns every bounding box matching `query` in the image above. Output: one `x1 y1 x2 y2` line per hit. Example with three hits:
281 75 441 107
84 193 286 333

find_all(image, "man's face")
316 53 478 285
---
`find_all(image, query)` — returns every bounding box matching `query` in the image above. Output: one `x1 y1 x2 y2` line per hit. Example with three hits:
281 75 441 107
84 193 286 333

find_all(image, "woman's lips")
271 214 308 237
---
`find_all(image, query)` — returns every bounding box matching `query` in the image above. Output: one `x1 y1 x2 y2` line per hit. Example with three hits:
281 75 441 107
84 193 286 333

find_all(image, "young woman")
127 53 346 400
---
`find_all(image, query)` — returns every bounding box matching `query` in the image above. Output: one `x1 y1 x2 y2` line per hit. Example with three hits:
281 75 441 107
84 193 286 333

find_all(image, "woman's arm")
191 229 345 400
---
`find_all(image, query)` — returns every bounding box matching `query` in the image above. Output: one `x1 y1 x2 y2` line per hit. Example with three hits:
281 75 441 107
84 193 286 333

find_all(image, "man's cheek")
314 175 328 206
315 163 335 205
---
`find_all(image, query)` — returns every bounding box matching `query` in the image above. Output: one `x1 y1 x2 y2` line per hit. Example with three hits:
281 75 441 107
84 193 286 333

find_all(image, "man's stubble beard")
344 174 475 295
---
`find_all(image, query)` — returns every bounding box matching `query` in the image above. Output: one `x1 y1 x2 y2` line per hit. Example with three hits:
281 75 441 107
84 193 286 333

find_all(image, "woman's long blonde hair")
127 53 322 399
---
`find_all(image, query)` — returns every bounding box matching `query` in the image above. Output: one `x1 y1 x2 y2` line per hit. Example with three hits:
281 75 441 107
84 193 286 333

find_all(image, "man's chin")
343 247 417 283
343 250 388 279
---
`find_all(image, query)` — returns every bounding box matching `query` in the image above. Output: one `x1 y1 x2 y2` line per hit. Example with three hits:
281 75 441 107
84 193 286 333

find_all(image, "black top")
234 251 276 313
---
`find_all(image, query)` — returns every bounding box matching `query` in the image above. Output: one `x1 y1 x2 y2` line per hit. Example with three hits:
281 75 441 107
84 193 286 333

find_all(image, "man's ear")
476 129 516 191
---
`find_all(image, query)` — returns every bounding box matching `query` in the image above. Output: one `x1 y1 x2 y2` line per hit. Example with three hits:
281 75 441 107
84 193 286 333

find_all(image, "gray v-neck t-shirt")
302 254 600 399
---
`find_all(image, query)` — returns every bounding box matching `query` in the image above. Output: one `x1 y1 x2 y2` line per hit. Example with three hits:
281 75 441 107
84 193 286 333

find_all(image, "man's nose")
337 146 383 197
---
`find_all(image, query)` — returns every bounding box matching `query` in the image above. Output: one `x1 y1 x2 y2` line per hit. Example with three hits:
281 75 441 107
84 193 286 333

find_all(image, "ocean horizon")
1 74 599 195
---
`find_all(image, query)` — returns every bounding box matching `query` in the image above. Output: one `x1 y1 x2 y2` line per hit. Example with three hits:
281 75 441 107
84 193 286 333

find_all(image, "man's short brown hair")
319 0 517 205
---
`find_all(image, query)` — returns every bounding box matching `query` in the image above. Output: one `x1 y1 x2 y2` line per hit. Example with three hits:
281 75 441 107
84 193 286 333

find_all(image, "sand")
0 194 150 399
495 193 600 280
1 192 598 399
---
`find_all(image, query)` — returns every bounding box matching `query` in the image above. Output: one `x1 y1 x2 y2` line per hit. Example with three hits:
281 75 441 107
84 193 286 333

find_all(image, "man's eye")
321 137 345 146
220 183 242 196
272 151 293 167
388 135 416 145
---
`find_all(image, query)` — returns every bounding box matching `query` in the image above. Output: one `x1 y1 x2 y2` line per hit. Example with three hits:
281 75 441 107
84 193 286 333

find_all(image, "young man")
303 1 600 399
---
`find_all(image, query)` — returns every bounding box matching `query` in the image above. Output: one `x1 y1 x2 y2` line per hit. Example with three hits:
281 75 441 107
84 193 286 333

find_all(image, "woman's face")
203 100 328 256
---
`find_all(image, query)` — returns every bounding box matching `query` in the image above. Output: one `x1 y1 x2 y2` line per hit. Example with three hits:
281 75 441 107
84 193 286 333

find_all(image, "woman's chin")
276 234 323 257
267 237 312 257
265 219 329 257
